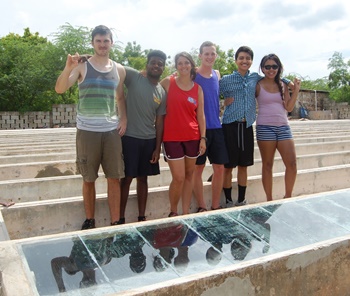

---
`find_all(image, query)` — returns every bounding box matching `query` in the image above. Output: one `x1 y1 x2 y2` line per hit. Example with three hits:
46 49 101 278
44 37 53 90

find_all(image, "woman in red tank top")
160 52 206 216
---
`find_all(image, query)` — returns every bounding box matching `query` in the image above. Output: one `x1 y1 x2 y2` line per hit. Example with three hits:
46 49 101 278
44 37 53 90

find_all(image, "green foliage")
0 28 61 111
286 74 329 92
215 47 236 76
327 52 350 102
1 24 349 111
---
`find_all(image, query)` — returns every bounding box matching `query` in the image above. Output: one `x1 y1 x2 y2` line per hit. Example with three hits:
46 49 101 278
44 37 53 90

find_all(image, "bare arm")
196 86 206 155
55 53 83 93
284 78 301 112
160 77 170 92
151 114 165 164
116 64 127 136
51 256 77 293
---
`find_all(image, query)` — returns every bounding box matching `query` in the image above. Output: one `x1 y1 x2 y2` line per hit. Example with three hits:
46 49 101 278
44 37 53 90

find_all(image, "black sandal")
197 207 207 213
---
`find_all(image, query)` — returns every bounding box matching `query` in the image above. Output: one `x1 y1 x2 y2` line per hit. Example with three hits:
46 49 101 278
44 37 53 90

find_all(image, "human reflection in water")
229 204 281 261
140 222 198 273
193 205 280 265
109 231 147 274
51 236 112 293
51 231 147 293
193 215 237 266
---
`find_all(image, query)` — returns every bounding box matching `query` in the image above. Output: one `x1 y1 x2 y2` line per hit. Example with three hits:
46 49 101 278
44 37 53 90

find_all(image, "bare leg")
257 140 277 201
136 176 148 217
107 178 121 224
223 167 234 188
192 164 207 210
181 157 197 214
237 166 248 187
167 159 185 214
83 181 96 219
211 164 225 209
120 176 133 219
277 139 297 198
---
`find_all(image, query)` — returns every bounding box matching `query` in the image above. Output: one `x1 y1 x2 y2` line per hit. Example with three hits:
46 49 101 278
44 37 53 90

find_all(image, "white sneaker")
235 199 247 206
226 200 234 208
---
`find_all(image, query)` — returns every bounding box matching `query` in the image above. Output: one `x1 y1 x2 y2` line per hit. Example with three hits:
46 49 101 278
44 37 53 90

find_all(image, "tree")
215 47 236 76
0 28 61 111
327 52 350 102
51 23 94 104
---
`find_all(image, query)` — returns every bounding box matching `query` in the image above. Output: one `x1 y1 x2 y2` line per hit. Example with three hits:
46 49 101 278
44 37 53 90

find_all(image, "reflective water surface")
19 189 350 295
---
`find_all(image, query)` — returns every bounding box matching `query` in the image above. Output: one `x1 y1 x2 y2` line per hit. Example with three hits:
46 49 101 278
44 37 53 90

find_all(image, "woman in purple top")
255 54 301 201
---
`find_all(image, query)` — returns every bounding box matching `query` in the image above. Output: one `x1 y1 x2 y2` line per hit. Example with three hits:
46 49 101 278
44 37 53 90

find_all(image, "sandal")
211 205 223 211
0 202 15 207
168 212 178 217
138 216 146 222
196 207 207 213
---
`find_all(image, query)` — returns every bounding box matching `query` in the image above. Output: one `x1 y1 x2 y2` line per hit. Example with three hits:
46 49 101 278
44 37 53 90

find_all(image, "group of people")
55 25 301 230
51 203 281 293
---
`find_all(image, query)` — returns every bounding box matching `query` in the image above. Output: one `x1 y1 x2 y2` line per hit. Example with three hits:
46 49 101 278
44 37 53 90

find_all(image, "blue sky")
2 0 350 80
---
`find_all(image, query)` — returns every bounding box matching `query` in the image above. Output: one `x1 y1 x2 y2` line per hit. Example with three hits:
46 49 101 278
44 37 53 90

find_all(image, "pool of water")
19 189 350 295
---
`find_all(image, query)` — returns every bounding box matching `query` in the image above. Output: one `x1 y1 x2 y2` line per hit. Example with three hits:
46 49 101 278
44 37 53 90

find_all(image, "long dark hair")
260 53 284 100
174 52 197 81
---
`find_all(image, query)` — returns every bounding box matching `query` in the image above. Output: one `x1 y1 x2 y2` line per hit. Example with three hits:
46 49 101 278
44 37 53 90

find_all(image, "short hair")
199 41 216 54
129 252 146 274
147 50 167 64
235 46 254 60
91 25 113 43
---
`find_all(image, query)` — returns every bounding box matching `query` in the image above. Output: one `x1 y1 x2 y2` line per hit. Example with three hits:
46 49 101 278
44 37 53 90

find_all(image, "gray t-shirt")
124 67 167 139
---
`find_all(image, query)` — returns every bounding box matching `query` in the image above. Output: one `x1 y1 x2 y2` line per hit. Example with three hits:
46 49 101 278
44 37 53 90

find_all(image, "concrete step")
1 137 350 168
1 122 350 155
1 149 350 202
2 163 350 240
1 120 350 241
2 146 350 181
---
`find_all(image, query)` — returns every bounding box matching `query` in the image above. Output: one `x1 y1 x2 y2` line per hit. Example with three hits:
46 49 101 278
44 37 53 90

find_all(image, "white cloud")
1 0 350 80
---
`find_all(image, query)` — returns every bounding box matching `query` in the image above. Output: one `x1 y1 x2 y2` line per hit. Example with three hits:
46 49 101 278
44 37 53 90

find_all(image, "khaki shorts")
76 129 125 182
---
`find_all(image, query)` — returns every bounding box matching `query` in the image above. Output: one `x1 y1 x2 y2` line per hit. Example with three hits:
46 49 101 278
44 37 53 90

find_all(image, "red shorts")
163 140 200 160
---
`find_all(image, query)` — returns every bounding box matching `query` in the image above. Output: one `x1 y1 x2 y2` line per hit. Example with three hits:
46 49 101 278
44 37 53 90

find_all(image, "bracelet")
200 136 207 141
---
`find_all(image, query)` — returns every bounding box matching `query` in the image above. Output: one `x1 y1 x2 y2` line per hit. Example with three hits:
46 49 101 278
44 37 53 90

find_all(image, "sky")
2 0 350 80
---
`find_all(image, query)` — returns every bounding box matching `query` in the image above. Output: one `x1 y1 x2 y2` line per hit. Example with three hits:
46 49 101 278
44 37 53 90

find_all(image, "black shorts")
196 128 229 165
222 122 254 168
122 136 160 177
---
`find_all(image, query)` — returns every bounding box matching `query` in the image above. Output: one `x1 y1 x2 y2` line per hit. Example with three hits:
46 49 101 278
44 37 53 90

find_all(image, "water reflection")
19 190 350 295
137 221 197 273
51 236 112 292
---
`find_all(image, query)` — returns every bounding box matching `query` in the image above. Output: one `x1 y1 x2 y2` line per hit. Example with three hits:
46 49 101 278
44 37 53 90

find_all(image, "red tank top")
163 76 200 141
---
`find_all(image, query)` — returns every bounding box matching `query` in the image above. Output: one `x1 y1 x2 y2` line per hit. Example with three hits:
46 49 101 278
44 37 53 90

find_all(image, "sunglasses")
264 65 279 70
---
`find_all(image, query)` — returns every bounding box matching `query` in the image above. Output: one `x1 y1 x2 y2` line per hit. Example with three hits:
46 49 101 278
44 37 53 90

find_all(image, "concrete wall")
294 90 350 120
0 230 349 296
0 104 76 129
1 90 350 129
134 236 350 296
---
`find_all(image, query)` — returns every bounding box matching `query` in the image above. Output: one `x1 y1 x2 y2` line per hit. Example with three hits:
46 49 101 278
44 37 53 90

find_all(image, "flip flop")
0 202 15 207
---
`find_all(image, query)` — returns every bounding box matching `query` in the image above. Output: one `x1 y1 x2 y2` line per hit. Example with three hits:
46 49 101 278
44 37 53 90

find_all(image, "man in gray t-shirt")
119 50 167 224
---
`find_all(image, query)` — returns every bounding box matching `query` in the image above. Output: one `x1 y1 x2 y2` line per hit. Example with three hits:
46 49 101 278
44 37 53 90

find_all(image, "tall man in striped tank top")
55 25 127 229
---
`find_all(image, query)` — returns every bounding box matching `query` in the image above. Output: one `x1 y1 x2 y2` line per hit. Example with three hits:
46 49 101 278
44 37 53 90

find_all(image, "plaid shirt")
220 70 261 127
220 71 291 127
